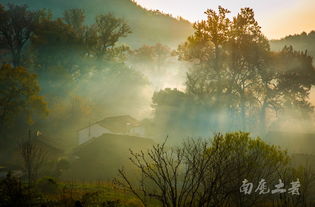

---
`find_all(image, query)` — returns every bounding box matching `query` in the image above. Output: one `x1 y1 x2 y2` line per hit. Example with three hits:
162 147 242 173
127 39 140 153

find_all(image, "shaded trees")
128 43 171 72
91 14 131 60
116 132 294 207
0 4 39 67
63 8 85 32
32 16 85 73
0 64 47 131
274 46 315 117
176 6 315 134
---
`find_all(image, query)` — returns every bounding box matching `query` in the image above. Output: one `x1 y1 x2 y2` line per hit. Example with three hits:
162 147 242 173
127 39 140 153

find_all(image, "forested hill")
2 0 193 48
270 31 315 60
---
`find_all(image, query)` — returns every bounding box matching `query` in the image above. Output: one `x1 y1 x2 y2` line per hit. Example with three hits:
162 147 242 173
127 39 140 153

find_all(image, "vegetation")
151 7 315 140
270 31 315 62
117 132 314 207
1 0 193 47
0 1 315 207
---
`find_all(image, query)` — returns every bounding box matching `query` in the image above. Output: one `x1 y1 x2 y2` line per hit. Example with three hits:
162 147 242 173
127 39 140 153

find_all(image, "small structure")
77 115 145 145
69 133 154 180
33 134 64 160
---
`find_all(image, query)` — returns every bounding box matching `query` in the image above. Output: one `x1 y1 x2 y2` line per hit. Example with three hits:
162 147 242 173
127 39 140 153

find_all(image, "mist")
1 2 315 206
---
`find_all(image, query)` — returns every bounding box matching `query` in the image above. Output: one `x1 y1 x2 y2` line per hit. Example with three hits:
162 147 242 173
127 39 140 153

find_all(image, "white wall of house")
78 124 111 145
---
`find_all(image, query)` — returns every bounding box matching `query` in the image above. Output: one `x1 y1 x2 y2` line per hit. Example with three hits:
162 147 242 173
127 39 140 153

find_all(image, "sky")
135 0 315 39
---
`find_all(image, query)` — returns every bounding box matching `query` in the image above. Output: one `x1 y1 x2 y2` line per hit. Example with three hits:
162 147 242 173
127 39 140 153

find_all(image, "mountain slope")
270 31 315 60
1 0 193 48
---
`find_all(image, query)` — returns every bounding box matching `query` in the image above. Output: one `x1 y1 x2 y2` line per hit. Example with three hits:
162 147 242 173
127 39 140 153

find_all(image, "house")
33 134 64 159
77 115 146 145
66 133 154 180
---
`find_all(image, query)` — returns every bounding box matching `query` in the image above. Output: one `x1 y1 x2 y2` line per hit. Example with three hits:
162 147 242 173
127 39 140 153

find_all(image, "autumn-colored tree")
177 7 315 133
226 8 270 130
178 6 231 104
0 64 47 131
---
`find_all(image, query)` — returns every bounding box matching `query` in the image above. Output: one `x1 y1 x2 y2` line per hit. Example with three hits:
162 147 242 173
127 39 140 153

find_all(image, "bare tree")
115 132 292 207
19 129 47 189
115 138 234 207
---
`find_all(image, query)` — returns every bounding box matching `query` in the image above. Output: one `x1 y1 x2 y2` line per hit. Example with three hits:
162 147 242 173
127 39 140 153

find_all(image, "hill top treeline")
0 0 193 47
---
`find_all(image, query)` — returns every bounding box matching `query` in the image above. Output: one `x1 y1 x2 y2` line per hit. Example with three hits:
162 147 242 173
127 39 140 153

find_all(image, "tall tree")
275 46 315 118
0 64 47 131
63 8 85 32
176 7 315 133
227 8 270 130
0 4 39 66
92 14 131 60
19 130 47 189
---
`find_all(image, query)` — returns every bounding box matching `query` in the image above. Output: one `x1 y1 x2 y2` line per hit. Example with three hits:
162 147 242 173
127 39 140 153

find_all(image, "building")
67 133 154 180
77 115 145 145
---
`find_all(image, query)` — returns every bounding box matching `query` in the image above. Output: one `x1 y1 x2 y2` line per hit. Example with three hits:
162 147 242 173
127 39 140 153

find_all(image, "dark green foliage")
0 173 29 207
0 4 40 66
0 0 193 48
36 176 58 194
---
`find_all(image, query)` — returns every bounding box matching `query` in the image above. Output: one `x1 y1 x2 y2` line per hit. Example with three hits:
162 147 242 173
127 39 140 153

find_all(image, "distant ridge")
2 0 194 48
270 31 315 61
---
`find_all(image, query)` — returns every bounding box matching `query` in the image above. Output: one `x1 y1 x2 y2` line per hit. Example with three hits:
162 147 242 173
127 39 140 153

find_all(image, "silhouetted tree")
0 4 39 66
19 129 47 189
177 6 315 133
275 46 315 118
92 14 131 60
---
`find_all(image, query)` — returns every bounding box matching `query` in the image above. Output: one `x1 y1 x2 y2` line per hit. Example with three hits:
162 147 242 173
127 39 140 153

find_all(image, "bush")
116 132 296 207
36 176 59 194
125 198 144 207
0 172 29 207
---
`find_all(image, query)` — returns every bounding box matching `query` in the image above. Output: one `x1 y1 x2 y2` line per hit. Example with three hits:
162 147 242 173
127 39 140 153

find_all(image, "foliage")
90 13 131 60
0 172 29 207
116 132 298 207
175 6 315 134
0 64 47 128
128 43 171 72
36 176 58 194
63 8 85 32
0 4 39 66
270 30 315 62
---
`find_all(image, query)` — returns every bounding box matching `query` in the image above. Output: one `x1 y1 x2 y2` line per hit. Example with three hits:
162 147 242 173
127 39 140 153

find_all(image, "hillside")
2 0 193 48
270 31 315 60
